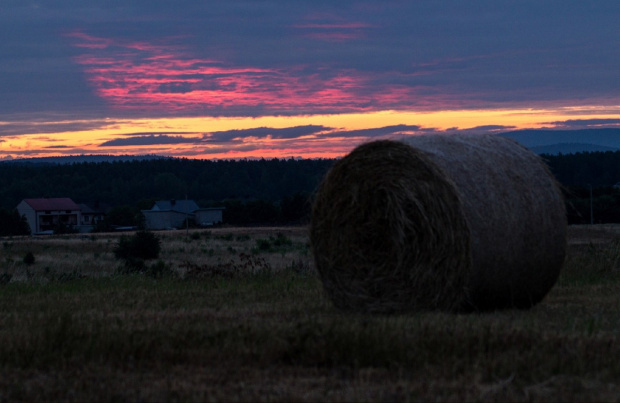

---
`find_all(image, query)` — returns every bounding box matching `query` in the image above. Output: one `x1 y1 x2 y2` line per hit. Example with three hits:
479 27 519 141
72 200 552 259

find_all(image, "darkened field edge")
2 227 620 401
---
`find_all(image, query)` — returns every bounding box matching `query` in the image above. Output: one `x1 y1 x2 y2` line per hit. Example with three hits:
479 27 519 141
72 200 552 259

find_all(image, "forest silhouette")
1 150 619 234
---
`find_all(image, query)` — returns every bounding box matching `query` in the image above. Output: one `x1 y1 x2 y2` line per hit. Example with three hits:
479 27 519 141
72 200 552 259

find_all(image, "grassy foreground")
1 226 620 401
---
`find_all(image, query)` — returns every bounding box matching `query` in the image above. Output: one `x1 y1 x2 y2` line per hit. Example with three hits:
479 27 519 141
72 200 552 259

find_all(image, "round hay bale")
310 134 566 313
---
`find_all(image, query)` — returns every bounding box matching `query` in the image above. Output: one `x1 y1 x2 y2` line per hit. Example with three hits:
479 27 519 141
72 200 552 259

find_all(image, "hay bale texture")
310 134 566 313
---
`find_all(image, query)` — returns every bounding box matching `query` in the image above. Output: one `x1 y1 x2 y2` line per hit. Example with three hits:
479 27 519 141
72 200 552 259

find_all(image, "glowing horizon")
2 107 620 160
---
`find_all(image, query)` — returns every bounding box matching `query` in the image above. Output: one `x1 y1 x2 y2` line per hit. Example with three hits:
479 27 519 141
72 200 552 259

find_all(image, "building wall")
195 209 223 226
16 199 82 234
16 201 37 234
36 211 79 232
81 213 104 225
143 211 191 230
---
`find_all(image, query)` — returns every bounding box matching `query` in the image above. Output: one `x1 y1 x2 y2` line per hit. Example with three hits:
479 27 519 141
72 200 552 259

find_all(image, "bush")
114 231 161 262
23 252 35 265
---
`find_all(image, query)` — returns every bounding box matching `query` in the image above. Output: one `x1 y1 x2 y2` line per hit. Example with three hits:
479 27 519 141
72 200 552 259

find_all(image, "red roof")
23 198 80 211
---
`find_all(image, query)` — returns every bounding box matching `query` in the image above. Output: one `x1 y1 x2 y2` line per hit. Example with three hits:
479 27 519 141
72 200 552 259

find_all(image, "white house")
142 199 224 230
77 202 110 232
195 207 224 227
16 198 81 234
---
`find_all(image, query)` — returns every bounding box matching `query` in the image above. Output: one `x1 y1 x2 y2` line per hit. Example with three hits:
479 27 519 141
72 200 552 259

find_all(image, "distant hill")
500 128 620 154
0 154 171 165
530 143 620 155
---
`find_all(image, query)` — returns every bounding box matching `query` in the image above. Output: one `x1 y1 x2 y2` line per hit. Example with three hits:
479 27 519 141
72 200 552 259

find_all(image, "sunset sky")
2 1 620 160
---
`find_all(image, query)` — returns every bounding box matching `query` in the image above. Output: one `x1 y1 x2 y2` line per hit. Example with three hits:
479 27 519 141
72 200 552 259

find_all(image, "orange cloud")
3 107 620 160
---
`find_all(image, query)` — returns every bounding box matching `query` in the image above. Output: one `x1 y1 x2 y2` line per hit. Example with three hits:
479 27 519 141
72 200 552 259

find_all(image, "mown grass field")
1 225 620 401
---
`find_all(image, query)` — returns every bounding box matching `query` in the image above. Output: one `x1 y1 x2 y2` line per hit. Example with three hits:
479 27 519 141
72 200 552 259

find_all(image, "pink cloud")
66 31 435 115
64 31 114 49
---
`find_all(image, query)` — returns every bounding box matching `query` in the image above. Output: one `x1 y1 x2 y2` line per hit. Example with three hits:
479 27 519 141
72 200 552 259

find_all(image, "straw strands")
310 134 566 313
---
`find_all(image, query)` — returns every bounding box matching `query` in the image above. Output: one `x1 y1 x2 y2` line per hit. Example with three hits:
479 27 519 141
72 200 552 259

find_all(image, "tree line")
0 158 335 233
542 151 620 224
1 150 620 235
0 157 334 208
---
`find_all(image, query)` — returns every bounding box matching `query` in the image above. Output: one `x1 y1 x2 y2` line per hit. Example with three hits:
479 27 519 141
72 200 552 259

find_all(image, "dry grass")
0 227 311 282
0 225 620 401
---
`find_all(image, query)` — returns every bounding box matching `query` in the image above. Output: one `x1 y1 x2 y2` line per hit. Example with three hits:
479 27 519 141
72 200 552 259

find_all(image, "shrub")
114 231 162 275
114 231 161 261
23 252 35 265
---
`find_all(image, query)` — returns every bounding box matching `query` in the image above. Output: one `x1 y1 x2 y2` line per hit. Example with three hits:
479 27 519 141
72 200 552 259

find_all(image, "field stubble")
1 225 620 401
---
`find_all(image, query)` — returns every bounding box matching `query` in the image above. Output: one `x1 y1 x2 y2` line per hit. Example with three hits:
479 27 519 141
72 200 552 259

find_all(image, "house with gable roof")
16 198 81 234
142 199 224 230
78 201 110 227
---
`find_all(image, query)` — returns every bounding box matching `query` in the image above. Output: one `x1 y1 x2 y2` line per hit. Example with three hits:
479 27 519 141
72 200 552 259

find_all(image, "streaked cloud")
114 131 197 137
0 119 120 137
202 125 329 143
292 14 374 42
545 119 620 129
444 125 517 135
99 134 199 147
325 124 427 138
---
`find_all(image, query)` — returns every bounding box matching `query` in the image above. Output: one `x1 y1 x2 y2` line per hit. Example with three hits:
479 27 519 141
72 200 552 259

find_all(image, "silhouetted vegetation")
0 208 30 236
0 158 334 208
114 230 161 272
542 151 620 186
22 252 35 265
4 151 620 228
543 152 620 224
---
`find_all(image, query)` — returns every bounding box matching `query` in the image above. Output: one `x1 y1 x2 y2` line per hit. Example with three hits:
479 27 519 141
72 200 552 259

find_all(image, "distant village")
16 198 224 235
